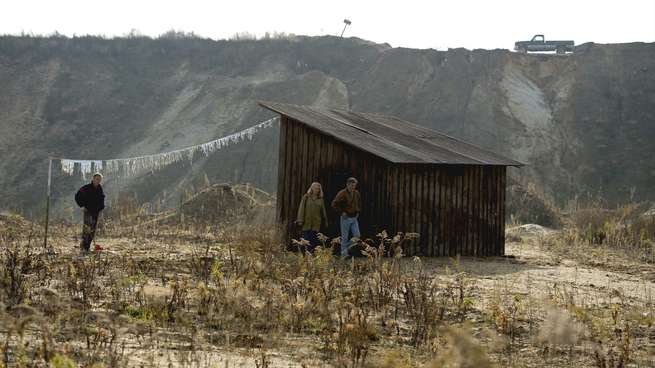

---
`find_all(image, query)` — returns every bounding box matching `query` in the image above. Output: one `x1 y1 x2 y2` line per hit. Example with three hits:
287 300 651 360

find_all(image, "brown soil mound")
0 213 34 235
506 183 562 227
179 183 275 224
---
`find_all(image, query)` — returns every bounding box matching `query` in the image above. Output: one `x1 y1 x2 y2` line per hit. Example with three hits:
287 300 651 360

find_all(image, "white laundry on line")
59 117 278 179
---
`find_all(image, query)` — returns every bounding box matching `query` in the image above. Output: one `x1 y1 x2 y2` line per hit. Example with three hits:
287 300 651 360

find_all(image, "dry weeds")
0 200 653 367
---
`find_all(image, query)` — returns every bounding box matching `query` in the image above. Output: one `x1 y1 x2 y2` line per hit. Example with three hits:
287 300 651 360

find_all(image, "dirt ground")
2 221 653 367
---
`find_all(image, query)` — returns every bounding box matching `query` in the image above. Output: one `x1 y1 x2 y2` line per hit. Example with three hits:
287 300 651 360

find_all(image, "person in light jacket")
296 182 329 252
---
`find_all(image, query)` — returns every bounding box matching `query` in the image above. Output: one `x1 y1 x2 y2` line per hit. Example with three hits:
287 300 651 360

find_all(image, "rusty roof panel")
259 101 523 166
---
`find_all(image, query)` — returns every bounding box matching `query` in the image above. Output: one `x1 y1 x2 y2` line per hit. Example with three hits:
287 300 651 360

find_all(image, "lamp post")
340 19 352 37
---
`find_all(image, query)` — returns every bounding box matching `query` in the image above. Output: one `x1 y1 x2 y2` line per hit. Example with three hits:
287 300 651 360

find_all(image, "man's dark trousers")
81 210 99 251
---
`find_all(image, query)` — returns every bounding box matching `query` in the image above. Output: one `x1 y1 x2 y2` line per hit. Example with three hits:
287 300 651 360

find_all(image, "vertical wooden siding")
276 117 507 256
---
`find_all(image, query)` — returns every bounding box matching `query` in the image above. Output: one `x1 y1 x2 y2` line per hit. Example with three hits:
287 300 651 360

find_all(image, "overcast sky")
2 0 654 50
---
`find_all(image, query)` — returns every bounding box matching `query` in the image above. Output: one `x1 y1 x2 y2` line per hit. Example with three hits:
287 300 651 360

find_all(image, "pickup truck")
514 35 574 54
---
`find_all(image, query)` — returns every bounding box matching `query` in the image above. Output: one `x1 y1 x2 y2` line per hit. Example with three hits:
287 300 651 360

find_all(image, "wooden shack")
259 101 523 256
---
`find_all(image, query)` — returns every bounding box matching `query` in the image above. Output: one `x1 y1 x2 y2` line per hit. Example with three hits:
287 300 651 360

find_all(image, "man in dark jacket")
331 177 361 257
75 173 105 252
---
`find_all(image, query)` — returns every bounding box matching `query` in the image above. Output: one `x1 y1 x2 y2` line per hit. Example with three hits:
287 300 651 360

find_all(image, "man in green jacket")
331 177 361 257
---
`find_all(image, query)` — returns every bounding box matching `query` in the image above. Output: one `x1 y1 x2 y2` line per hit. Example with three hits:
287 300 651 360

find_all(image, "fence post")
43 157 52 249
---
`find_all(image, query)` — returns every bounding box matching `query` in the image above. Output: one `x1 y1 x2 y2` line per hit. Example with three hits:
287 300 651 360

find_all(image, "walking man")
75 173 105 253
331 177 361 257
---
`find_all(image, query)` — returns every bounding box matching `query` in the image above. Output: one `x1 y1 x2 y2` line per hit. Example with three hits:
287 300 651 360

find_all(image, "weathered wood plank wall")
277 116 506 256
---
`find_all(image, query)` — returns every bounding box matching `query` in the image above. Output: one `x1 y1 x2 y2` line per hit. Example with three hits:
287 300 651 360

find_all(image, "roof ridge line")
258 101 523 166
338 109 487 164
360 113 513 165
320 108 441 163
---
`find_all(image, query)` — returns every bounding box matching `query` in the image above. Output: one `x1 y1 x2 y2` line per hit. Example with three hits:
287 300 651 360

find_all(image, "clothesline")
57 117 278 179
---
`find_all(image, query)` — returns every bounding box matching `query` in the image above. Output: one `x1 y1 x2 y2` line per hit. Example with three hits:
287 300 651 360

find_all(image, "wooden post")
43 157 52 249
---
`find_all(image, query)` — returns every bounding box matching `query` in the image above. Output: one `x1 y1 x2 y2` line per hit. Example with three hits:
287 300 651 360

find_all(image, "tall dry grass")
540 201 655 265
1 190 654 367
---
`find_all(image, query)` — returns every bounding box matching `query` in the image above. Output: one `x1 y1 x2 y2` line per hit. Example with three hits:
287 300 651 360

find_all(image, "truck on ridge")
514 35 574 54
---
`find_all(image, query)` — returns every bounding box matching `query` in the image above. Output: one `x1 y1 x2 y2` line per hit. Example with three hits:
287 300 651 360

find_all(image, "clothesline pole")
43 157 52 249
43 117 277 252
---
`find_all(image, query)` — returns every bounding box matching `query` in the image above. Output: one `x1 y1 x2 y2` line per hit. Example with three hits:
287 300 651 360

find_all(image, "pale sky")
1 0 654 50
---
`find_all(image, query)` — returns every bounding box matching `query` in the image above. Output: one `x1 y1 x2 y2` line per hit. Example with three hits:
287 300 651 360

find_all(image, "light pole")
340 19 352 37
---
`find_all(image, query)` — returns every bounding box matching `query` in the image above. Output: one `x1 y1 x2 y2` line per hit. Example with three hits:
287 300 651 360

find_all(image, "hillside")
0 35 654 215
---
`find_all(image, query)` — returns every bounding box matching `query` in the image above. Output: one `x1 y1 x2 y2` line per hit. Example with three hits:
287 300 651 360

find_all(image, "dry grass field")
1 200 654 367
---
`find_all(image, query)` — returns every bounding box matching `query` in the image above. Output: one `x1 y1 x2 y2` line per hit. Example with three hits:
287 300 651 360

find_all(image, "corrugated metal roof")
259 101 524 166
